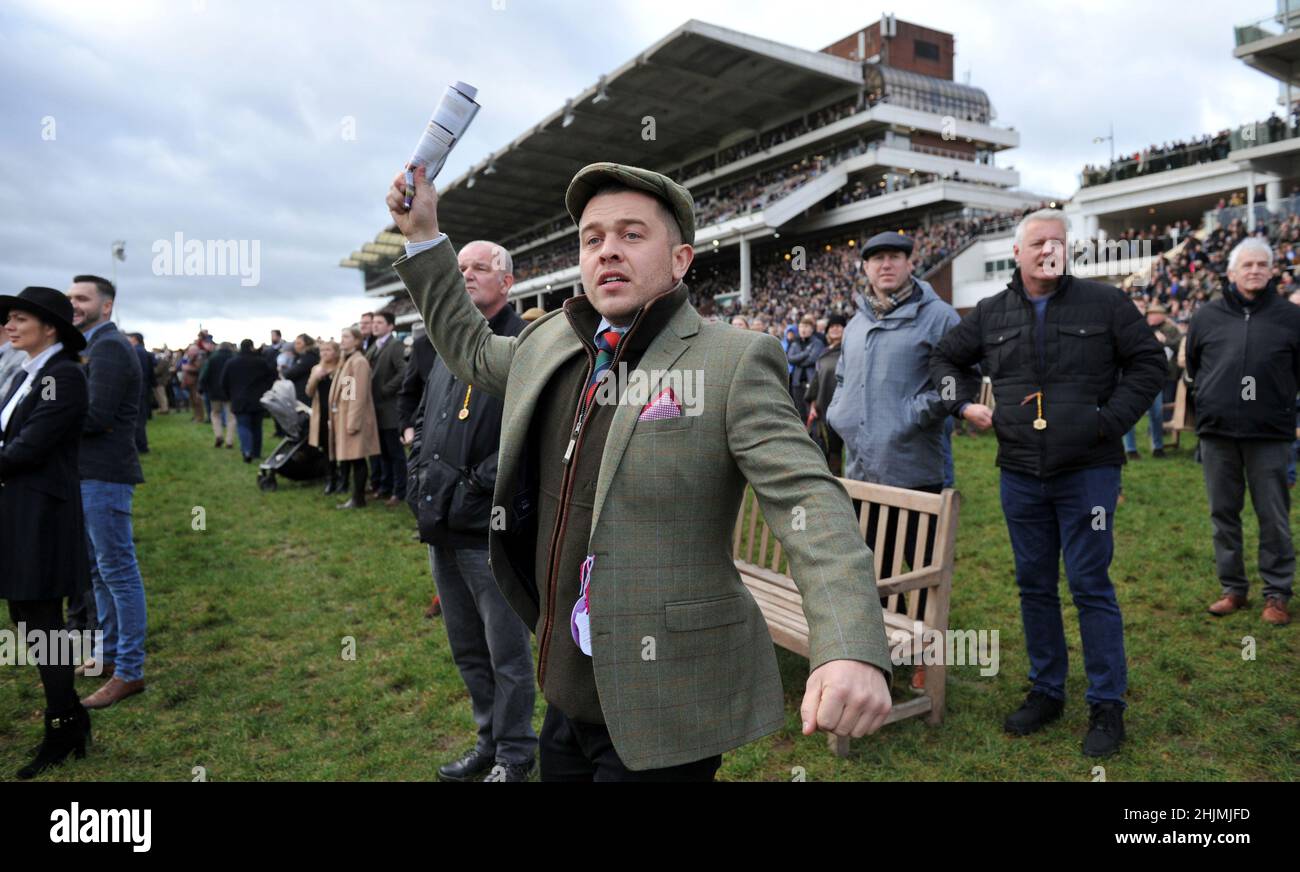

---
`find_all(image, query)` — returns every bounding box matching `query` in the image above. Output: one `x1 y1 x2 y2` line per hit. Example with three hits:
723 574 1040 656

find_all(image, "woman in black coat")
0 287 93 778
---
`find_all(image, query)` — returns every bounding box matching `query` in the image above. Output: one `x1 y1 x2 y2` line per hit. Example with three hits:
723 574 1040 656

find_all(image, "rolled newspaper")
407 82 481 194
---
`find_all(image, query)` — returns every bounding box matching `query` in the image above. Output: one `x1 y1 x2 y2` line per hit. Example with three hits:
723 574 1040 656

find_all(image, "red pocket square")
639 387 682 421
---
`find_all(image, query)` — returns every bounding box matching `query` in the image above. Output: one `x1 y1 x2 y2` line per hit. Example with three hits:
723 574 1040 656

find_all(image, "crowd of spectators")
1080 113 1300 188
673 95 863 182
1134 210 1300 322
1081 130 1233 187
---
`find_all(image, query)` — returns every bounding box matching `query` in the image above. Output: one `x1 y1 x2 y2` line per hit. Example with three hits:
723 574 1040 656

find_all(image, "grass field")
2 411 1296 781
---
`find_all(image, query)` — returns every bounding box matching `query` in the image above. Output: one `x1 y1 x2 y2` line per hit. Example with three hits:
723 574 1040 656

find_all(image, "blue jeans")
82 481 148 682
235 411 264 458
1000 465 1126 707
1122 390 1165 453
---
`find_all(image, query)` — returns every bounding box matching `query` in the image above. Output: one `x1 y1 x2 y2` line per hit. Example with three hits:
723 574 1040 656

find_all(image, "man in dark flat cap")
387 161 894 781
826 230 962 693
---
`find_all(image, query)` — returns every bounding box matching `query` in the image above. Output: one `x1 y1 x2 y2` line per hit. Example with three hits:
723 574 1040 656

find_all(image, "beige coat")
327 350 380 461
305 363 337 449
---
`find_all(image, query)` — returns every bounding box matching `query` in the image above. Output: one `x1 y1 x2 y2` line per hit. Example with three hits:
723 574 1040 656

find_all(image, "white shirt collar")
595 317 630 337
23 341 64 374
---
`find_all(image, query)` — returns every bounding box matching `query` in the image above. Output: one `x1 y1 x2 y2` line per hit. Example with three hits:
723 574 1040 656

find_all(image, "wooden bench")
733 479 960 756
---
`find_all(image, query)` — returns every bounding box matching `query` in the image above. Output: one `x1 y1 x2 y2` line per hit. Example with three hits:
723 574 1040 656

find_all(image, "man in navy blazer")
66 275 148 711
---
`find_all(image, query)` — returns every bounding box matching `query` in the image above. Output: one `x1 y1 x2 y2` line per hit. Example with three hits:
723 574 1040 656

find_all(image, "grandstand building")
343 16 1045 322
954 3 1300 309
1062 2 1300 245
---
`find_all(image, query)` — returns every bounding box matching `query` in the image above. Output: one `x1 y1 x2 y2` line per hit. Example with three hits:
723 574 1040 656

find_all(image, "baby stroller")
256 380 327 491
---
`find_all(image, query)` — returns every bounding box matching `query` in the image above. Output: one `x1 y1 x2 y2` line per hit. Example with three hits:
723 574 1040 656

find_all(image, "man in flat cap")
826 230 961 691
387 162 892 781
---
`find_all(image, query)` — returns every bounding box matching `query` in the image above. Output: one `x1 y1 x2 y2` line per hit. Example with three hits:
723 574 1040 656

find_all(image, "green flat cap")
565 162 696 245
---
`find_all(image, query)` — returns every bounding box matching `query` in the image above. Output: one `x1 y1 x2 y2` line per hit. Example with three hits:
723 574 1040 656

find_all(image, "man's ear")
672 243 694 283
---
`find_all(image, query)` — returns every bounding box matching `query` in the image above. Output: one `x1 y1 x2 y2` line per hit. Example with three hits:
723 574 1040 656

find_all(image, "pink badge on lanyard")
570 554 594 656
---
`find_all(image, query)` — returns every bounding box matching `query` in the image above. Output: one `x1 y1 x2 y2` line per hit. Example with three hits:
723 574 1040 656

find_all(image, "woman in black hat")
0 286 93 778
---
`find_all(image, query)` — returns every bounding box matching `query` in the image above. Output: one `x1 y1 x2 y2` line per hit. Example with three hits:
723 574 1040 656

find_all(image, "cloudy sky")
0 0 1280 348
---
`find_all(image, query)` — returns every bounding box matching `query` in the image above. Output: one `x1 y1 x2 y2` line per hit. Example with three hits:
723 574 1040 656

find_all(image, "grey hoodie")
826 277 960 488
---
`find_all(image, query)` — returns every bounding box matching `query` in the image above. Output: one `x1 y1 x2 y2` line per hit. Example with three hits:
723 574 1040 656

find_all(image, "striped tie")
584 328 623 407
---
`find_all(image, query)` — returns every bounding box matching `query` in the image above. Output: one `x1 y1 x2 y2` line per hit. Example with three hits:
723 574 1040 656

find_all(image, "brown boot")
80 676 146 710
1208 592 1249 616
1262 596 1291 625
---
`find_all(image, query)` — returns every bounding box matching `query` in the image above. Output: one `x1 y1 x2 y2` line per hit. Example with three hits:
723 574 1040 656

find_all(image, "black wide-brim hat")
0 286 87 352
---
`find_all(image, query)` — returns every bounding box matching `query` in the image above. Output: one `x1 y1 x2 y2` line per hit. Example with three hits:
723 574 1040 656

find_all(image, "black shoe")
1152 448 1166 458
484 759 535 782
17 704 91 780
214 437 223 448
1082 702 1126 757
243 454 252 464
336 498 367 510
437 748 495 783
1125 451 1140 461
1003 691 1064 736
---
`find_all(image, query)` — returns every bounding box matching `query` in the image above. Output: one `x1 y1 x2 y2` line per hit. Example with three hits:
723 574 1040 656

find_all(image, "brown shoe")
1208 593 1249 616
75 659 115 679
424 595 442 619
80 676 145 710
910 665 926 693
1263 596 1291 625
385 496 402 508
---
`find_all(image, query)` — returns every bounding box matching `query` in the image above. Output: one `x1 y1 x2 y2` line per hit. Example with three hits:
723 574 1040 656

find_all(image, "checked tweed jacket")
396 239 891 770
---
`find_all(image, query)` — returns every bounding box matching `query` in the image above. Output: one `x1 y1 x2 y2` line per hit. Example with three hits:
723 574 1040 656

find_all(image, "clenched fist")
800 659 892 739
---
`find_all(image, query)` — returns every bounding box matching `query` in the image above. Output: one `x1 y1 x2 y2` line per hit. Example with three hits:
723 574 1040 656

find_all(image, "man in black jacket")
398 329 436 446
220 339 276 462
407 239 536 783
367 311 407 506
127 333 155 454
66 275 149 710
931 209 1165 757
1188 238 1300 625
400 329 440 616
199 342 237 448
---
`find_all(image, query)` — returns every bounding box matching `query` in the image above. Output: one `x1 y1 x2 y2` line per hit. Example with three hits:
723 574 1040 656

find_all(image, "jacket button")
997 334 1004 341
1079 329 1085 334
424 495 432 502
440 412 446 419
433 453 439 460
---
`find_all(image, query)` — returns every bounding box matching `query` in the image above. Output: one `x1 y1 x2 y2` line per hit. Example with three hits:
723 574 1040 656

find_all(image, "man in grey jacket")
828 231 960 491
826 231 960 689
